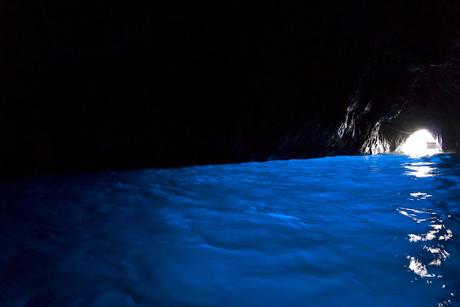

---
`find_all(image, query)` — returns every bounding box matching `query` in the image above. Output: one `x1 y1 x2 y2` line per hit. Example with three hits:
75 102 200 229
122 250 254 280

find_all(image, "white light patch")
407 256 435 278
399 129 441 156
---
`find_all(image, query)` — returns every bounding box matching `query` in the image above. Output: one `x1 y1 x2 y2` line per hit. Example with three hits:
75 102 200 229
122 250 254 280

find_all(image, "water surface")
1 154 459 306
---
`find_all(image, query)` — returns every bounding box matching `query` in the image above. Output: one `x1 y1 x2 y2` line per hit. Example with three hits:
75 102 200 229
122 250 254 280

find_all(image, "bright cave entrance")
397 129 442 156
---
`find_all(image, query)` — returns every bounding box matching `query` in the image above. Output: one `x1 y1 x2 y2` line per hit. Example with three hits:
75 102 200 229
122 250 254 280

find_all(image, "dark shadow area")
1 1 460 174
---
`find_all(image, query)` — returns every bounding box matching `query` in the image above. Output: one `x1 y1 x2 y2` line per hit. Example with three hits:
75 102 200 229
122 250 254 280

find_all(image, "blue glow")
0 154 459 306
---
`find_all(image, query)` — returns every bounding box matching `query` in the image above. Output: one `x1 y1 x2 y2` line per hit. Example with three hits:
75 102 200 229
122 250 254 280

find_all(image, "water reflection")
396 207 436 224
397 205 452 276
409 192 431 199
399 157 456 306
407 256 436 278
404 161 436 178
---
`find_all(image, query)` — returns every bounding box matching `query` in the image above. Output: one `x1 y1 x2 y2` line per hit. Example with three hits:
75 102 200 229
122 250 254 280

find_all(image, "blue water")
1 154 459 306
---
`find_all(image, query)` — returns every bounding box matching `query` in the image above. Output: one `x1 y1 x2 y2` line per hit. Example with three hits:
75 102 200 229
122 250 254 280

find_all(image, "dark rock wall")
330 49 460 155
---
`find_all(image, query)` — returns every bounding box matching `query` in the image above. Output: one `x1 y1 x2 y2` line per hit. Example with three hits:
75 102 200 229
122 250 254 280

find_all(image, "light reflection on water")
399 158 457 306
404 161 436 178
0 154 459 306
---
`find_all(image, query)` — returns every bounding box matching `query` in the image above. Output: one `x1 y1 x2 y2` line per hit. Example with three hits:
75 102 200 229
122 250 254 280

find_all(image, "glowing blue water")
1 154 459 306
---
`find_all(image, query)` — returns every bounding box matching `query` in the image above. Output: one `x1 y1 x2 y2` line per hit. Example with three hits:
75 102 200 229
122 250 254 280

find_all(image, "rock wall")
329 50 460 155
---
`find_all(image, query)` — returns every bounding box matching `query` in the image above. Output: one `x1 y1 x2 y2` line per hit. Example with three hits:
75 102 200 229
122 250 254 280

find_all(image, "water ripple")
0 154 459 306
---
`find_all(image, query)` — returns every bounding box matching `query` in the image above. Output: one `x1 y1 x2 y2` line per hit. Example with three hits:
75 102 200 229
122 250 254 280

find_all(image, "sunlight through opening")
399 129 442 156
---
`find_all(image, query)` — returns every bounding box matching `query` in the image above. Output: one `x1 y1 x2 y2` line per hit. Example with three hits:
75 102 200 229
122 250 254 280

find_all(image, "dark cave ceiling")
1 0 460 174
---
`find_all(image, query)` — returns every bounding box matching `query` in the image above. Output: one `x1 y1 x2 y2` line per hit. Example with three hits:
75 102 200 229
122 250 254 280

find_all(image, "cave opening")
397 129 442 156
